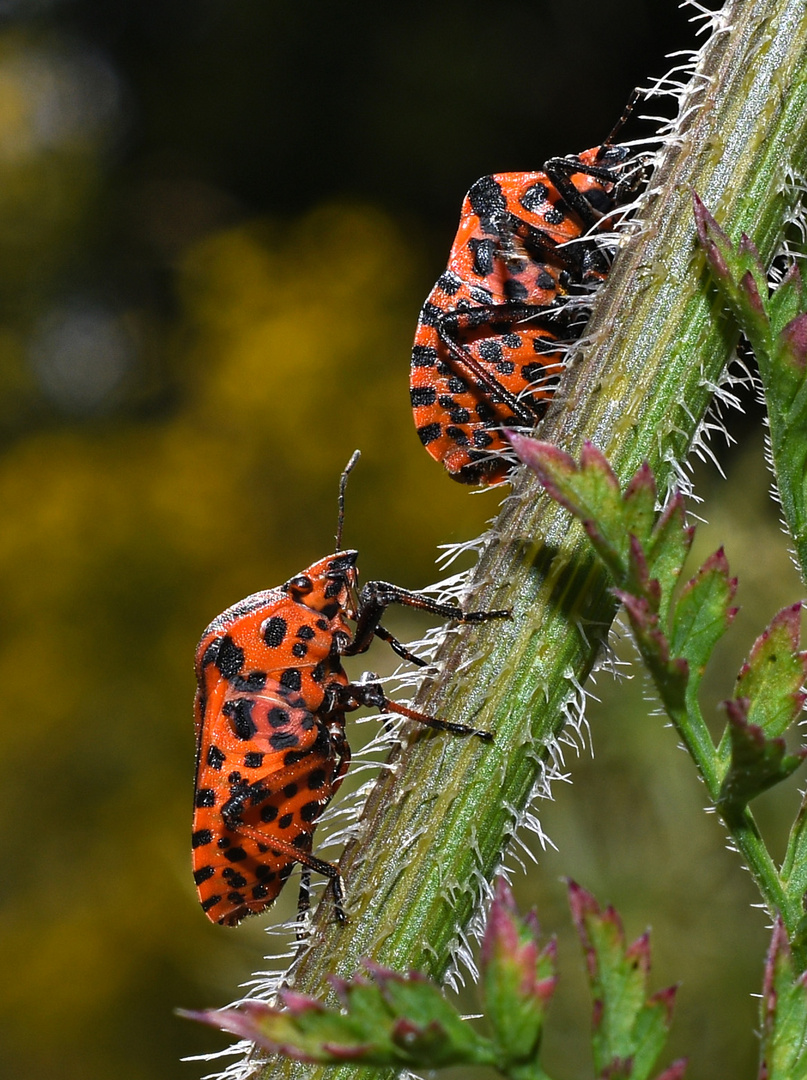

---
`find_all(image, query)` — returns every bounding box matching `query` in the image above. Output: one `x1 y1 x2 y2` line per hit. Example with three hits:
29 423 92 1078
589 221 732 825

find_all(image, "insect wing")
192 674 339 925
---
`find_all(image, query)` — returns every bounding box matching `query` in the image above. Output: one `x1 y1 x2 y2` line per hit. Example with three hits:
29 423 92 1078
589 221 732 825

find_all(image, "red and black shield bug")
192 453 508 926
411 141 646 485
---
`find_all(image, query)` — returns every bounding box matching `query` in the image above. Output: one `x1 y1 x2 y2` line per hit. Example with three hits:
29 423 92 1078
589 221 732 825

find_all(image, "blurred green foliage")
0 3 789 1080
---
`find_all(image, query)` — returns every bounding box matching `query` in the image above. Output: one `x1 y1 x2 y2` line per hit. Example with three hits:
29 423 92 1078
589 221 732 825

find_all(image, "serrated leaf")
778 313 807 374
735 604 807 737
481 878 557 1067
614 589 689 712
625 535 660 613
180 965 497 1069
622 463 658 548
758 920 807 1080
368 964 489 1066
669 548 738 696
694 195 807 583
181 999 381 1064
693 193 772 353
568 881 678 1080
782 792 807 907
768 263 807 339
717 699 807 818
644 494 694 624
506 435 631 577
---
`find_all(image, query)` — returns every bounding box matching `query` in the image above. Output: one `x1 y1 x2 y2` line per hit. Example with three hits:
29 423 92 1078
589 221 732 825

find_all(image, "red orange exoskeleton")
412 143 646 484
192 459 507 925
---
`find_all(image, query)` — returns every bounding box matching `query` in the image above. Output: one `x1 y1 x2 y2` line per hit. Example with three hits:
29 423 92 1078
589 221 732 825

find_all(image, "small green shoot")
182 879 682 1080
508 434 807 963
694 193 807 582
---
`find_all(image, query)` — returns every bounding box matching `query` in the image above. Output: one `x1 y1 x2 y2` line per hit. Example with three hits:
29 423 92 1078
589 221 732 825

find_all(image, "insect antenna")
335 449 361 550
602 88 641 148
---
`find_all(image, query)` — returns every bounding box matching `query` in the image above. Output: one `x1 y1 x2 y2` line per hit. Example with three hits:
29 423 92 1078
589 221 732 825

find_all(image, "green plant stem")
664 698 796 947
670 695 720 793
259 4 807 1078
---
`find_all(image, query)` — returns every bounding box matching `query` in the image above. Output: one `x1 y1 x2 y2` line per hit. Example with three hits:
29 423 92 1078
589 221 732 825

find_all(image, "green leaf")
481 878 557 1067
735 603 807 738
782 793 807 915
179 965 498 1069
693 193 772 356
694 194 807 583
669 548 738 697
506 436 633 579
568 881 678 1080
614 588 689 714
758 919 807 1080
644 494 694 625
716 699 807 819
622 463 659 551
768 264 807 340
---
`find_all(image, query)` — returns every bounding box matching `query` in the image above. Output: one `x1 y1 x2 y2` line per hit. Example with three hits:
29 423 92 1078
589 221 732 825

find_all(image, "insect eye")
285 575 313 595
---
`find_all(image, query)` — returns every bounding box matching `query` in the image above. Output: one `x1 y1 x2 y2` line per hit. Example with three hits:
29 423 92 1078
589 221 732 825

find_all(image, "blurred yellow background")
0 4 797 1080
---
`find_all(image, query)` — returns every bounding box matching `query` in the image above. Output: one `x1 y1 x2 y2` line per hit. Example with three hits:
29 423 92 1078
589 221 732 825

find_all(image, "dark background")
0 3 797 1079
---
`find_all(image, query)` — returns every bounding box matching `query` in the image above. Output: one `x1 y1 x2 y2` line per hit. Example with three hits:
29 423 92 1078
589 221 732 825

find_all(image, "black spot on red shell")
418 422 442 446
438 270 463 295
418 301 442 328
193 865 215 885
200 639 221 668
251 884 269 899
412 344 438 368
283 782 298 798
411 386 437 408
216 635 244 679
280 669 302 692
446 425 469 445
192 829 213 848
223 698 257 741
201 894 221 912
261 804 278 823
244 751 264 768
536 268 556 290
271 730 300 751
520 182 549 213
300 801 322 822
195 788 215 808
233 671 267 692
504 278 528 301
468 175 507 218
262 616 287 648
206 745 226 770
225 846 248 862
278 813 293 829
296 625 315 640
307 768 327 790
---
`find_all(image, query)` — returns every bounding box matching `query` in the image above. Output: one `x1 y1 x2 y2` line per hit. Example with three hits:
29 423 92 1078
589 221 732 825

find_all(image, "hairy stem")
259 3 807 1077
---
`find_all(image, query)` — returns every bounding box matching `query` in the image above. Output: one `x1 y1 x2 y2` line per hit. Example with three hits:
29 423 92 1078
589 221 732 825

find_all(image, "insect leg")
229 820 347 923
338 679 493 742
345 579 509 657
